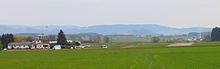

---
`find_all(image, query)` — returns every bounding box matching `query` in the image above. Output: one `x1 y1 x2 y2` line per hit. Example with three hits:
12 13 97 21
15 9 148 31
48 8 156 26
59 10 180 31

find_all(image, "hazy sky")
0 0 220 28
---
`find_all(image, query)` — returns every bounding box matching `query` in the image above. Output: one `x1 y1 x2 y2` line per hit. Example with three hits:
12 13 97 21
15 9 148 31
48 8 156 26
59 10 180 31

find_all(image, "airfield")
1 42 220 69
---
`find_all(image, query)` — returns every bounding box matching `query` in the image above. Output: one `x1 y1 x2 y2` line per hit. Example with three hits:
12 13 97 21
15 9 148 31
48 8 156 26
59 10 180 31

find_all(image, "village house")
53 45 61 50
8 42 35 50
35 43 50 49
49 40 73 44
7 41 50 50
32 34 51 49
7 34 51 50
32 39 50 49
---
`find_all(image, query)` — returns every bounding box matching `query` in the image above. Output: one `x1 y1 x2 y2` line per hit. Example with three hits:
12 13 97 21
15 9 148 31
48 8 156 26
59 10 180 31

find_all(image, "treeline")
211 27 220 41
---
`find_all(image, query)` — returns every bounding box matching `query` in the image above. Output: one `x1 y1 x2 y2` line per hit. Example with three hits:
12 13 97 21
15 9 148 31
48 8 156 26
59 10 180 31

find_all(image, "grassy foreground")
1 42 220 69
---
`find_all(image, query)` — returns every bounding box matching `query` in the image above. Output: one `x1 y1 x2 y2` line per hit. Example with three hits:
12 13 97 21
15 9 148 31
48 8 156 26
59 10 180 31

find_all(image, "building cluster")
7 34 61 50
5 34 108 50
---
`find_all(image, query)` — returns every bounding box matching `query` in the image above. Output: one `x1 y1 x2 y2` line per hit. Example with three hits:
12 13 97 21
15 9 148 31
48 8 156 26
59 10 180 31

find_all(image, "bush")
151 37 160 43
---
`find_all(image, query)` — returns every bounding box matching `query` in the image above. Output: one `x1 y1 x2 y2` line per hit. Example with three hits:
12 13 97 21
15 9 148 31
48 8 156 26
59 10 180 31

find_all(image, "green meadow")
1 42 220 69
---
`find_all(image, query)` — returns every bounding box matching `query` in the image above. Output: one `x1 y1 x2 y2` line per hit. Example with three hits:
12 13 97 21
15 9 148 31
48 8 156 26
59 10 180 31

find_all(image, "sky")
0 0 220 28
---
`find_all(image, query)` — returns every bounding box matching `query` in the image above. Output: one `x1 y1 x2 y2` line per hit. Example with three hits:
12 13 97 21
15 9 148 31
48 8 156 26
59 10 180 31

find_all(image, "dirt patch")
167 43 193 47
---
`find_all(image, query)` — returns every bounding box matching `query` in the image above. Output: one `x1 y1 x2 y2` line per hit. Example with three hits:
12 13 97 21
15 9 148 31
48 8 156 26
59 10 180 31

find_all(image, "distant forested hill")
0 24 211 35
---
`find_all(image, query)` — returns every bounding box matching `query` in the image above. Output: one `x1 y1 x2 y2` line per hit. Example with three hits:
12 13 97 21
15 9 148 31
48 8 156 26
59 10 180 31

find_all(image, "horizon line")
0 24 214 28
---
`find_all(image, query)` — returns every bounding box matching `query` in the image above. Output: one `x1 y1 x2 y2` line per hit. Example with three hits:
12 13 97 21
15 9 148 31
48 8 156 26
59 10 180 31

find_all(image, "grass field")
1 42 220 69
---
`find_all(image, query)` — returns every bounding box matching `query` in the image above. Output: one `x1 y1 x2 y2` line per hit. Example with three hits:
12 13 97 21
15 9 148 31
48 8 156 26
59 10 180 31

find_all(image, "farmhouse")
32 39 50 49
7 39 51 50
53 45 61 50
49 40 73 44
7 42 51 50
74 41 89 49
8 42 35 50
35 43 50 49
74 41 83 48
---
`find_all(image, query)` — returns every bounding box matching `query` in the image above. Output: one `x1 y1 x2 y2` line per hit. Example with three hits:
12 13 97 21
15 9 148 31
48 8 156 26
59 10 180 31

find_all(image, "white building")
38 34 49 40
101 44 108 48
35 43 50 49
32 40 43 44
8 42 35 50
49 40 73 44
8 41 50 50
53 45 61 50
74 46 86 49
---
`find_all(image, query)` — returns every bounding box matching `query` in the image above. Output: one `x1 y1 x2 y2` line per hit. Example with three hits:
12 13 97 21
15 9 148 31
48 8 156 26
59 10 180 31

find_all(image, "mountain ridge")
0 24 212 35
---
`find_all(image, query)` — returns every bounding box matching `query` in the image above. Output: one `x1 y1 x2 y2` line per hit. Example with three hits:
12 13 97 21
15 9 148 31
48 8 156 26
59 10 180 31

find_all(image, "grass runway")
1 42 220 69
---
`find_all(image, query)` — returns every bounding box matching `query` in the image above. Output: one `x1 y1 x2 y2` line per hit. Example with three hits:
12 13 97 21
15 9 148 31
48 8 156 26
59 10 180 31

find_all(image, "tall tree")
1 34 15 49
57 30 68 45
9 34 14 42
1 34 6 49
211 27 220 41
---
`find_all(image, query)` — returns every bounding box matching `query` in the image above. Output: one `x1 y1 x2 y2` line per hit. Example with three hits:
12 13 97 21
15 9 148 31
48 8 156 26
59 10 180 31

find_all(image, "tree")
24 36 33 42
9 34 14 42
1 34 15 49
151 37 160 43
0 37 2 49
57 30 68 46
211 27 220 41
0 41 3 49
14 36 32 42
103 36 109 43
